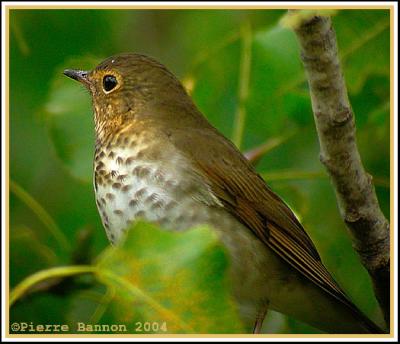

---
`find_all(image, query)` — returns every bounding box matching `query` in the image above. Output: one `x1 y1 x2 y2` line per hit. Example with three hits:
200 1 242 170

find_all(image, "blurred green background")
9 9 390 334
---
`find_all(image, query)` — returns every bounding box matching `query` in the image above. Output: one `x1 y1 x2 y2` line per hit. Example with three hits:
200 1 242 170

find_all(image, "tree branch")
290 13 390 325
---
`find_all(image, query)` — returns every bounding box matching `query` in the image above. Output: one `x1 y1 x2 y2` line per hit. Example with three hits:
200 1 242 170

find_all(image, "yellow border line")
389 3 395 336
5 3 10 340
4 5 395 10
4 3 396 340
3 334 395 338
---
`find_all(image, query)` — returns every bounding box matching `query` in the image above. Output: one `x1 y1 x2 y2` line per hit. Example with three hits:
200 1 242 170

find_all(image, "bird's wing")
171 127 355 309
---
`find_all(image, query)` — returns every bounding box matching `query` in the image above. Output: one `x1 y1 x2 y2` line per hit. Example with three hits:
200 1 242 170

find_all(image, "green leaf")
44 55 101 183
334 10 390 93
10 226 58 288
247 25 312 147
95 221 244 334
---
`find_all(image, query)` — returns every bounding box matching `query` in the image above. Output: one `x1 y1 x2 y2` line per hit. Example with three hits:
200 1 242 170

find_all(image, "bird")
64 53 384 334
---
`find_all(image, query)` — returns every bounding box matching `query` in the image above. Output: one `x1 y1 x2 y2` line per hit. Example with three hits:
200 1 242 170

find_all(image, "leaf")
334 10 390 93
248 25 312 145
95 221 244 334
10 226 58 287
350 75 390 129
44 55 101 183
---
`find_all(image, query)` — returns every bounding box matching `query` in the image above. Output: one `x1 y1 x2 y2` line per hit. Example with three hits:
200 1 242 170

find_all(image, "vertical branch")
232 21 252 149
289 13 390 325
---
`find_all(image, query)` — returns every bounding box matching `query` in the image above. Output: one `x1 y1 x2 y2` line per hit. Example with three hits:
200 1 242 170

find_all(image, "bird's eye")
103 75 118 92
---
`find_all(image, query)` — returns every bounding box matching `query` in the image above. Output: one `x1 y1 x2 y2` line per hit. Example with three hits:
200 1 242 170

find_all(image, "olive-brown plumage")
64 53 383 334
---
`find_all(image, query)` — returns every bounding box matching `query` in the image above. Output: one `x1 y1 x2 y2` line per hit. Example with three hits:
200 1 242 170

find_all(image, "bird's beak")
63 69 91 88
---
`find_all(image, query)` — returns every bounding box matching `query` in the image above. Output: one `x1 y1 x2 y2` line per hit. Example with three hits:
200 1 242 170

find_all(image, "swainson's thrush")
64 53 383 334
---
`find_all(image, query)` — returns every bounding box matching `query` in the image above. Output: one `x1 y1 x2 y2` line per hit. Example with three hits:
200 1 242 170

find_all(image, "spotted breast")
93 129 220 244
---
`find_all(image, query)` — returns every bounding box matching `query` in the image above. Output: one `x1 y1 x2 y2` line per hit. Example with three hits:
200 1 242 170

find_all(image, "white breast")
93 142 218 243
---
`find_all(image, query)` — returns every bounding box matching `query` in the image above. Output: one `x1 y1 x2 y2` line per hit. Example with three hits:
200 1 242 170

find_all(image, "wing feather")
171 127 356 309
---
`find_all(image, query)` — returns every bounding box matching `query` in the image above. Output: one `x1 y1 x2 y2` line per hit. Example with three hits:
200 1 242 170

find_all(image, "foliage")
9 8 390 334
11 222 243 334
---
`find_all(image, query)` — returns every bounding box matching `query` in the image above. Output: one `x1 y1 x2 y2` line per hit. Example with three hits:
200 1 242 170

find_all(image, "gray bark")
292 14 390 325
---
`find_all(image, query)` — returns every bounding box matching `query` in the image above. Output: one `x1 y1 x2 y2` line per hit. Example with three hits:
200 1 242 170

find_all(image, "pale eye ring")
103 75 118 92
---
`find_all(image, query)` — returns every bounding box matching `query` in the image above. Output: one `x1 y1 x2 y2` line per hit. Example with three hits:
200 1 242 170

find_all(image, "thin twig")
190 30 240 73
10 180 71 252
10 18 30 55
89 287 116 324
261 170 389 187
277 16 389 98
10 265 97 306
232 21 252 149
244 130 296 166
262 170 326 182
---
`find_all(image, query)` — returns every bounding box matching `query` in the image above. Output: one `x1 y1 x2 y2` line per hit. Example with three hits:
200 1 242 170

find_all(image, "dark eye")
103 75 118 92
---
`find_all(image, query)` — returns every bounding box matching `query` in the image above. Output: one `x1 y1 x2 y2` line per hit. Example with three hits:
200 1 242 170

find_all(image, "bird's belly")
96 181 274 327
93 147 295 329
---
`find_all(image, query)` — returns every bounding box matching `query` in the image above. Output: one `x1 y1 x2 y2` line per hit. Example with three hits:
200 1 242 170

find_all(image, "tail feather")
357 312 386 334
345 299 386 334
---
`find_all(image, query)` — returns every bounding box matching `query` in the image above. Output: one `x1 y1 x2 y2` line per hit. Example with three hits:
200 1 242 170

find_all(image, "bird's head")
64 53 198 136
